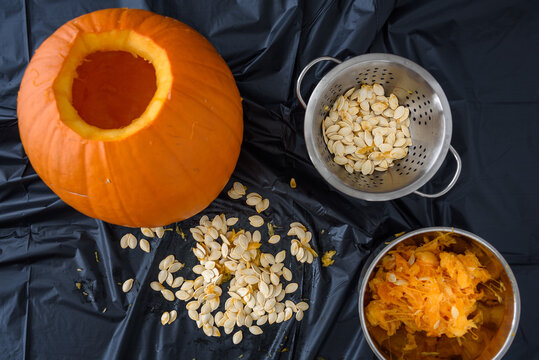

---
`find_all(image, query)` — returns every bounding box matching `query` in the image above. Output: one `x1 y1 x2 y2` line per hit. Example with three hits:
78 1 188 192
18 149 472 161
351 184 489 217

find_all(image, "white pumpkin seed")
268 235 280 244
246 196 262 206
139 239 150 253
389 93 399 110
158 270 168 284
154 227 165 239
128 235 137 249
249 326 263 335
296 309 304 321
122 278 134 293
120 233 135 249
361 160 373 175
373 83 384 96
150 281 164 291
248 215 264 228
233 330 243 344
169 310 177 324
161 311 170 325
166 273 174 287
285 283 298 293
141 227 154 238
161 289 175 301
171 276 184 288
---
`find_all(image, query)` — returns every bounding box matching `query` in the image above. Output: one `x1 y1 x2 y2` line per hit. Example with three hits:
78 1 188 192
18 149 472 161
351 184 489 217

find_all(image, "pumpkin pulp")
72 51 157 129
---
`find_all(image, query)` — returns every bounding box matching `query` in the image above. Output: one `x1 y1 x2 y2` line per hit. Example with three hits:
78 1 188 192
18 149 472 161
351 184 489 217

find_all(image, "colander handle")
413 145 462 198
296 56 342 109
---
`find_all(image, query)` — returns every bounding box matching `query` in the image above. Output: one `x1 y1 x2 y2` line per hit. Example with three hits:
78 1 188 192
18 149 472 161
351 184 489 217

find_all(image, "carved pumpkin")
17 8 243 227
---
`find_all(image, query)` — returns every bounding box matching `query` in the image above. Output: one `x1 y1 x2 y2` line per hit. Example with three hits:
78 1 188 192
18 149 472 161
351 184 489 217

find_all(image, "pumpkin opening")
53 30 173 141
72 51 157 129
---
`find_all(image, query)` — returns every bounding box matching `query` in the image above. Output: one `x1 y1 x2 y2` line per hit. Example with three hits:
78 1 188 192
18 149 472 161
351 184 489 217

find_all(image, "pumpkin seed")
361 160 374 175
141 227 154 238
161 289 175 301
285 283 298 293
249 325 263 335
248 215 264 228
122 278 134 293
150 281 164 291
373 83 384 96
139 238 150 253
158 270 168 284
233 330 243 344
161 311 170 325
120 233 135 249
171 276 184 288
228 189 242 199
168 310 177 324
127 235 137 249
233 182 246 195
296 309 304 321
268 235 280 244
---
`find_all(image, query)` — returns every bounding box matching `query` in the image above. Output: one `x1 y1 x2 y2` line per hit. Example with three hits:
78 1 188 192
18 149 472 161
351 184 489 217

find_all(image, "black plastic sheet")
1 0 538 359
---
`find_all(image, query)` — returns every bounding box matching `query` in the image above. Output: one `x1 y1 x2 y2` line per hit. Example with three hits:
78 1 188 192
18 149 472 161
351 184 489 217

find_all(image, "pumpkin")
17 8 243 227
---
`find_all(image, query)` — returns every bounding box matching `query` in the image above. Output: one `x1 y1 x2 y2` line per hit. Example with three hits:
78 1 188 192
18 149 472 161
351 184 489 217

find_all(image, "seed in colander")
373 83 384 96
389 94 398 109
361 160 374 175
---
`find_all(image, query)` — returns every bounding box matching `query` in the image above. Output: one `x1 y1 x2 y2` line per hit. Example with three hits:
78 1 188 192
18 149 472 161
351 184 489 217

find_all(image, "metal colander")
296 53 461 201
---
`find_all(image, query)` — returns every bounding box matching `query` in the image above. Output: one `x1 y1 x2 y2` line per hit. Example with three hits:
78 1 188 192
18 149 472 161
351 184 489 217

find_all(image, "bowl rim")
357 227 521 360
303 53 453 201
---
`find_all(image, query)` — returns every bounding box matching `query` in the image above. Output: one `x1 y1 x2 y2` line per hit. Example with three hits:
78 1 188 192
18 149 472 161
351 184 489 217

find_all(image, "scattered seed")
248 215 264 228
249 326 263 335
139 239 150 253
268 235 280 244
122 278 134 293
120 233 135 249
155 227 165 239
141 227 154 238
161 312 170 325
290 178 296 188
285 283 298 293
150 281 164 291
161 289 175 301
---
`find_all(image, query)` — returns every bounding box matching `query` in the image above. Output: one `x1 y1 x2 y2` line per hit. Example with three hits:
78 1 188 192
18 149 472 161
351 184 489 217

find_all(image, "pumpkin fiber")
17 8 243 227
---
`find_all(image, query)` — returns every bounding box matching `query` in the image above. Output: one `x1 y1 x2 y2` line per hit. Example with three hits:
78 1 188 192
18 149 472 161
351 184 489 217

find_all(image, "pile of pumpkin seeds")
120 182 315 344
322 82 413 175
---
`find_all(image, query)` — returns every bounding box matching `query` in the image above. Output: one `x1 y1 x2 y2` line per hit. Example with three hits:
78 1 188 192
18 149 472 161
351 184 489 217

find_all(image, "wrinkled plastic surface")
1 0 538 359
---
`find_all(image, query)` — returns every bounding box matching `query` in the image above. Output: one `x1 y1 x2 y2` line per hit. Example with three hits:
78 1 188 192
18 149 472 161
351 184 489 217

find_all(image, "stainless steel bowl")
358 227 520 360
296 54 462 200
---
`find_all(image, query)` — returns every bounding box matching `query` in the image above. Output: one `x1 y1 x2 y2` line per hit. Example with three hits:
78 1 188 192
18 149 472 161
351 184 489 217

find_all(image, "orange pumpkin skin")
17 9 243 227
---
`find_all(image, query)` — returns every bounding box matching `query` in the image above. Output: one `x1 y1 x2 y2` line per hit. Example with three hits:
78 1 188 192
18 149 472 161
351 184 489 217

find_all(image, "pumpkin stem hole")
72 51 157 129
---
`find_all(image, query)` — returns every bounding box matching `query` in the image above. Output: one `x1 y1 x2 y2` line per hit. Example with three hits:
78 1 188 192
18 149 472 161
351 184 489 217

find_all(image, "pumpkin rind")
17 9 243 227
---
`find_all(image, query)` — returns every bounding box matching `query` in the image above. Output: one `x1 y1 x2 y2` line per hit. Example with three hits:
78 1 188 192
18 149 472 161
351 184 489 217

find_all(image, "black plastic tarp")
1 0 538 359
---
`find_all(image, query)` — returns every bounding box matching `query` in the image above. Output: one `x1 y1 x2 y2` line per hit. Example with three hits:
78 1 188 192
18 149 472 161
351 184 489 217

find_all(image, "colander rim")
304 53 453 201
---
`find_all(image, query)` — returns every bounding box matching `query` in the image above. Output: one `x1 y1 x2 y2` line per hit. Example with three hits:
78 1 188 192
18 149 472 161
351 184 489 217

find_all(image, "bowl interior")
359 229 519 360
305 54 452 200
